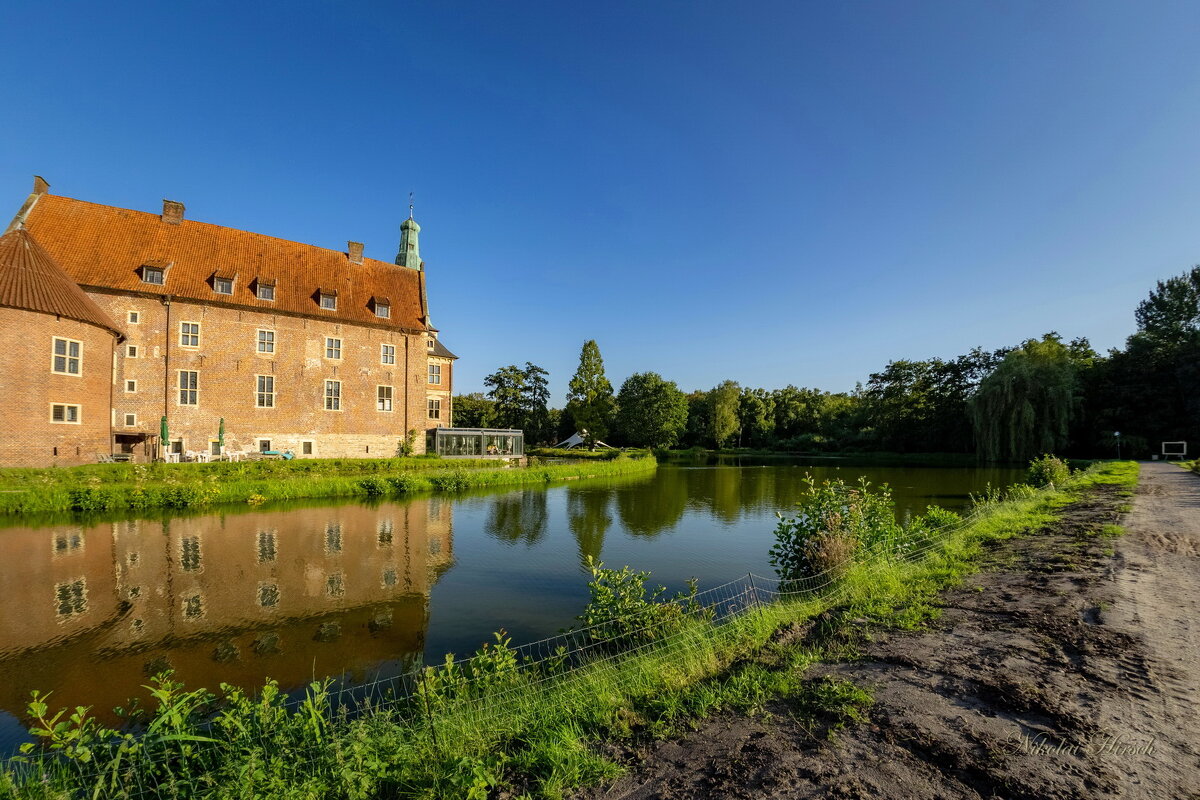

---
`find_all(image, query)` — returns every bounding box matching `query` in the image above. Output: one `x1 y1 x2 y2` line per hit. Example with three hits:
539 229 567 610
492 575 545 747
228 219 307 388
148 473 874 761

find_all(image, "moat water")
0 457 1022 751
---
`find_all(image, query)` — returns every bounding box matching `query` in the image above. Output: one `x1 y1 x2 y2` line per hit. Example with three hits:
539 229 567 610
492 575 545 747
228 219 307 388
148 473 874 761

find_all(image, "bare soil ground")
573 463 1200 799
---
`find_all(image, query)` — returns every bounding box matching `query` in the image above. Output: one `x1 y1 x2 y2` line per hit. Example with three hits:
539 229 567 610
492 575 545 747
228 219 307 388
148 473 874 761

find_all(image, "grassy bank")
527 447 650 460
0 454 658 516
0 461 1137 799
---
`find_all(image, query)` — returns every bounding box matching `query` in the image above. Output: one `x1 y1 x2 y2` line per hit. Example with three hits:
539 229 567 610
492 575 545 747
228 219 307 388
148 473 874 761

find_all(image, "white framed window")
178 370 199 405
179 321 200 348
428 363 442 385
324 380 341 411
427 398 441 420
256 375 275 408
258 584 280 608
375 302 390 319
52 337 81 375
127 311 140 324
50 404 81 424
55 579 88 616
213 277 233 295
381 343 395 365
142 266 165 286
301 441 314 455
256 329 275 354
123 413 137 427
319 293 337 310
325 337 342 359
125 379 137 393
256 283 275 301
183 593 203 619
126 344 138 358
377 385 393 412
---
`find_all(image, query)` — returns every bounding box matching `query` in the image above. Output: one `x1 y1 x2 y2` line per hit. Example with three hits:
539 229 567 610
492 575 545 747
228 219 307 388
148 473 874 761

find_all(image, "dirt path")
572 464 1200 799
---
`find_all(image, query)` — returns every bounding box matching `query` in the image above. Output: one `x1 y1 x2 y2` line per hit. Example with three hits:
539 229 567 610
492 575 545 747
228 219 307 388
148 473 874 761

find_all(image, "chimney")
348 241 364 264
162 200 185 225
33 176 49 195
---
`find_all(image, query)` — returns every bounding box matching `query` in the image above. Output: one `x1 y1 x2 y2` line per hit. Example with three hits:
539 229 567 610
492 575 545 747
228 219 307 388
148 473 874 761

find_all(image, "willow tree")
970 334 1077 462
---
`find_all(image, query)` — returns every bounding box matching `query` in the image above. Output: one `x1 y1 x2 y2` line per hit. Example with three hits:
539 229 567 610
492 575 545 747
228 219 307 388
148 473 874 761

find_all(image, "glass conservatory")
427 427 524 458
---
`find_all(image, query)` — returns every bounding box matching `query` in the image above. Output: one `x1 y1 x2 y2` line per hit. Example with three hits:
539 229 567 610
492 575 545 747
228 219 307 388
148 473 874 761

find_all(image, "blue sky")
3 1 1199 402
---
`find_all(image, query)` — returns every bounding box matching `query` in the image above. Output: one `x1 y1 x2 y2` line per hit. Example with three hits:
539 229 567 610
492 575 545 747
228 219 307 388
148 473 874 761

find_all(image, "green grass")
0 461 1138 799
527 448 650 460
0 455 658 516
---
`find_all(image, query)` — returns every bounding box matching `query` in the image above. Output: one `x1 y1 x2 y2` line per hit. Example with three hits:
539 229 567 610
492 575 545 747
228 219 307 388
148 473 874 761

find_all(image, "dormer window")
319 291 337 311
214 277 233 295
372 296 390 319
140 260 171 285
427 338 435 349
254 277 276 301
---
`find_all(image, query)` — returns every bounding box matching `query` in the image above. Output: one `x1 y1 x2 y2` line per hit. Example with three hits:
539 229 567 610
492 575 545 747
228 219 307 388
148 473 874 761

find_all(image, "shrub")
1027 454 1070 488
576 557 703 649
769 476 901 585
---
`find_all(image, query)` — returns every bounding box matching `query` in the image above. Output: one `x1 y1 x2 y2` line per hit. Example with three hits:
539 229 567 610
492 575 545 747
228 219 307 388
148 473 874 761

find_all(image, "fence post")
417 667 440 751
747 572 758 609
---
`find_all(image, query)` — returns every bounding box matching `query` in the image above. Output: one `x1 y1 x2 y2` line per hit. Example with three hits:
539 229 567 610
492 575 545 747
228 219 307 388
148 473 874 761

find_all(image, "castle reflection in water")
0 497 453 730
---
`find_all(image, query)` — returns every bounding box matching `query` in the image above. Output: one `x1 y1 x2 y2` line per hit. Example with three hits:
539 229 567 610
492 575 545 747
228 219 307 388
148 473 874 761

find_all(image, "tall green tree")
709 380 741 449
452 392 495 428
484 362 553 444
970 334 1078 462
737 388 775 448
615 372 689 448
565 340 616 447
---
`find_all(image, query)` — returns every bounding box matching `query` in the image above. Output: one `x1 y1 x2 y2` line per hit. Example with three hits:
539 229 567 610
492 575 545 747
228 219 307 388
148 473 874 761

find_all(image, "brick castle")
0 177 455 467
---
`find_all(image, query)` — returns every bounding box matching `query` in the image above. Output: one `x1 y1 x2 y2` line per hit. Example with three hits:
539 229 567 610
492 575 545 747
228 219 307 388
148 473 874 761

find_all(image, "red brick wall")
90 293 430 459
0 307 117 467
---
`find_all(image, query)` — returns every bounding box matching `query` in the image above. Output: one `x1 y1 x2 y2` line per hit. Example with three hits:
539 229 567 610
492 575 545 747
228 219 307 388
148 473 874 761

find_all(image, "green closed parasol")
218 418 225 453
160 416 169 459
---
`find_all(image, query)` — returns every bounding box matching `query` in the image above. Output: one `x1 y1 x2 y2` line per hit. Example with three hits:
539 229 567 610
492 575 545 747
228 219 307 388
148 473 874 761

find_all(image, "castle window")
428 364 442 385
126 380 137 393
256 282 275 301
319 292 337 310
257 530 277 562
324 380 341 411
50 404 81 424
124 413 137 427
256 375 275 408
372 297 391 319
183 593 203 619
301 441 314 455
325 337 342 360
258 439 272 453
181 536 201 571
126 345 138 358
381 344 396 365
128 311 140 324
178 370 199 405
141 266 165 285
427 398 441 420
427 338 435 349
55 580 87 617
256 329 275 354
52 337 81 375
179 322 200 348
377 385 393 412
258 584 280 608
213 277 233 295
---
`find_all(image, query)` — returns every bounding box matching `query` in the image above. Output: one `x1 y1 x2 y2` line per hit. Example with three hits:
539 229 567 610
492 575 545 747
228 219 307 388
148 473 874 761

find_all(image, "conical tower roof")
0 226 121 335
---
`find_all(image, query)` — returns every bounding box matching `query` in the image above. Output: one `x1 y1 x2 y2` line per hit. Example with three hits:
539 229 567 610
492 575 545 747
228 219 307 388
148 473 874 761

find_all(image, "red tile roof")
23 194 427 331
0 226 122 335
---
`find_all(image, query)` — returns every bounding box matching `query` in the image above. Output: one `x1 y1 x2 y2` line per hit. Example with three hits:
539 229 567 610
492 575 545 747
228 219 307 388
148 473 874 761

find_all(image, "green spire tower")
396 193 421 269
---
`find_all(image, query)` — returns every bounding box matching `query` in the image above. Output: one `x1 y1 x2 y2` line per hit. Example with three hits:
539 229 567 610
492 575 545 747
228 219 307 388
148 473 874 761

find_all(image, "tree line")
454 267 1200 461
